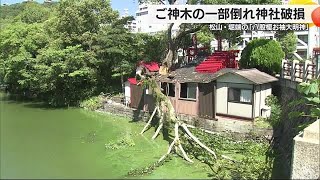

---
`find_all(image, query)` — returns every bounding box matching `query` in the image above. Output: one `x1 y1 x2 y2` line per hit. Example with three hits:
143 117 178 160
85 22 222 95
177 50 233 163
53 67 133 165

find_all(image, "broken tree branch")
181 123 217 159
175 123 193 163
158 137 177 163
152 108 164 139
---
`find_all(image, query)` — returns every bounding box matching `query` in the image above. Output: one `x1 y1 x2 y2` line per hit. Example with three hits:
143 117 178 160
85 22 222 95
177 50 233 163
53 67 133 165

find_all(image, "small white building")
124 80 131 106
216 69 278 119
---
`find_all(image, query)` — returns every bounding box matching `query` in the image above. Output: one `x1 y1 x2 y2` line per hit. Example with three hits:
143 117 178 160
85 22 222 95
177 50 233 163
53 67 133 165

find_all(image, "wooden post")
291 61 295 81
280 59 285 79
316 54 320 78
303 61 307 82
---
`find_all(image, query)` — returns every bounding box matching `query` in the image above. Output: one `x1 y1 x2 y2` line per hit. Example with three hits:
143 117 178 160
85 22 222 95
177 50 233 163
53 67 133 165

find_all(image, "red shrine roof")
127 61 159 86
128 78 138 85
139 61 160 72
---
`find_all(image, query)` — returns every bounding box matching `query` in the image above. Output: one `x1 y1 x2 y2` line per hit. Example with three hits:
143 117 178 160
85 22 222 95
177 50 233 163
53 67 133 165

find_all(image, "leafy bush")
80 96 103 111
105 134 135 150
265 95 282 127
289 79 320 127
298 79 320 118
240 39 284 75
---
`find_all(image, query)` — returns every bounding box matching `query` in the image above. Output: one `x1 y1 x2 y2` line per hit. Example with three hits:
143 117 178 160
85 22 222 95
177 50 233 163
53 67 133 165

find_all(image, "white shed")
215 68 278 119
124 78 139 107
124 81 130 106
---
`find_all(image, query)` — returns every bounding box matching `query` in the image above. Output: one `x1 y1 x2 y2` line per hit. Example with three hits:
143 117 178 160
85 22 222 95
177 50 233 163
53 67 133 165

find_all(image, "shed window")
161 82 175 97
180 83 197 100
228 88 252 104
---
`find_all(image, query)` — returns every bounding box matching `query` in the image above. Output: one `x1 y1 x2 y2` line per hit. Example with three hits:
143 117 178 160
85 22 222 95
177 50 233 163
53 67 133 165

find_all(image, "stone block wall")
101 103 272 136
291 120 320 179
102 103 150 122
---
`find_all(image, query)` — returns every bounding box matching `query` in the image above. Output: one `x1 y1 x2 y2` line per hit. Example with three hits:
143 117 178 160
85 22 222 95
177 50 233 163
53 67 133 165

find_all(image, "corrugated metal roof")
156 66 278 84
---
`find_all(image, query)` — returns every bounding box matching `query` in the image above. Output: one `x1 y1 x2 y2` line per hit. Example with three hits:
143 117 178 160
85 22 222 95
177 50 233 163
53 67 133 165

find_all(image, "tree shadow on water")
0 92 68 110
23 102 68 110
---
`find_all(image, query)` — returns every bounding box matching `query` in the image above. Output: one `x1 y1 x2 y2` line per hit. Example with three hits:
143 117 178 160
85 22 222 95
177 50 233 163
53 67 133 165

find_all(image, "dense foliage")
297 79 320 118
240 39 285 75
0 0 163 106
289 79 320 126
182 130 272 179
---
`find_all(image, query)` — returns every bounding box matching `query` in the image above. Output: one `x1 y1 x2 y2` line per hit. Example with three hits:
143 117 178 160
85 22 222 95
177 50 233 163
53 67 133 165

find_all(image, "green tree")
137 32 168 62
211 25 242 50
55 0 118 47
0 0 144 106
197 26 214 47
275 31 297 60
240 39 284 75
0 22 50 93
265 95 282 127
34 46 98 106
17 2 50 24
94 19 144 90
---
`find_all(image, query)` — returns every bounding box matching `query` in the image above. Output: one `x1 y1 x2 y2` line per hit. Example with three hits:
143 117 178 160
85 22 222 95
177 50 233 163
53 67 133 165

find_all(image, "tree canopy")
275 31 297 60
0 0 162 106
239 39 285 75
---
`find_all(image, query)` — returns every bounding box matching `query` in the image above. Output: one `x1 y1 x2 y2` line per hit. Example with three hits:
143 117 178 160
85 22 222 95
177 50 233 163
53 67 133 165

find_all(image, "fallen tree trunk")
139 77 217 163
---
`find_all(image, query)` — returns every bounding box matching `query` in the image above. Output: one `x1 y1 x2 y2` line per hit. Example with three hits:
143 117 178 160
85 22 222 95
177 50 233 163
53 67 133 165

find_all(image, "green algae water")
0 92 210 179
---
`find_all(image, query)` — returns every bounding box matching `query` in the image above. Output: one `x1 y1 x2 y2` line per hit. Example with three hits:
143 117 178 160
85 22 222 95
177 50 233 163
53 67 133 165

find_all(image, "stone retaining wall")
291 120 320 179
101 103 272 136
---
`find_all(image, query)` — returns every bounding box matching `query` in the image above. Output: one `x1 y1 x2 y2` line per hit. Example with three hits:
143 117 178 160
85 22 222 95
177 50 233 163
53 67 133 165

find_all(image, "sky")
1 0 139 16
